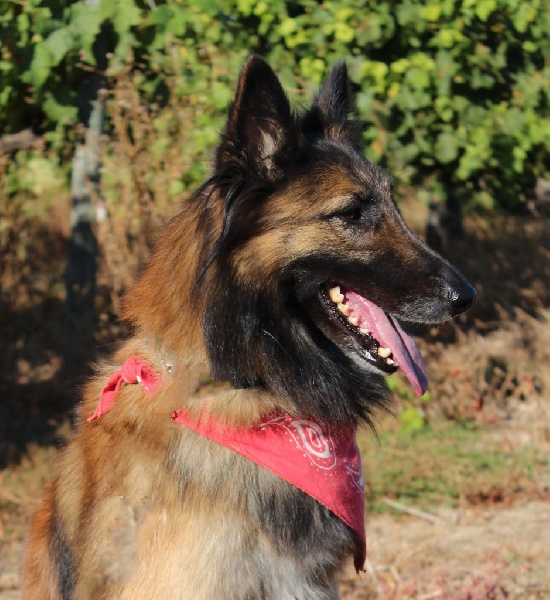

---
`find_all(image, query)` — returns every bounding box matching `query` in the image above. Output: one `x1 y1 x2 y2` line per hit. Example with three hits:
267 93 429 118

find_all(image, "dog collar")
88 357 366 571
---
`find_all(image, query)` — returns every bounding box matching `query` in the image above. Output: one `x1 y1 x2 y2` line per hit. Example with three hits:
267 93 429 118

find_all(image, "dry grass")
94 63 223 311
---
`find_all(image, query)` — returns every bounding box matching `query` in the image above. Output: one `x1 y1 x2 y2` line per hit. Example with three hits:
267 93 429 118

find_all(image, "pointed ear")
216 56 295 179
302 61 357 142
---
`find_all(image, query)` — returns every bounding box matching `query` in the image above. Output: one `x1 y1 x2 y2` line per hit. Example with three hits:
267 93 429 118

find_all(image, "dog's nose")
449 282 477 316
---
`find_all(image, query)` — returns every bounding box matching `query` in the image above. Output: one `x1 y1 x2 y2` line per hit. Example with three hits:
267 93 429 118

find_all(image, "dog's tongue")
345 290 428 397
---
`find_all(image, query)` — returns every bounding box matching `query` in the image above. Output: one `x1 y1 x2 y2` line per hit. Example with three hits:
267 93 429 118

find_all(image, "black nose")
449 282 477 316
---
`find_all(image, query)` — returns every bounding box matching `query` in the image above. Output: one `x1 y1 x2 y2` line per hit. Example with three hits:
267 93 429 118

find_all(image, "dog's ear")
302 61 357 142
216 56 295 179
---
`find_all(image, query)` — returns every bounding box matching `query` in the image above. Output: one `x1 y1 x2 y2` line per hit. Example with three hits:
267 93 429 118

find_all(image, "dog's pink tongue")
345 290 428 397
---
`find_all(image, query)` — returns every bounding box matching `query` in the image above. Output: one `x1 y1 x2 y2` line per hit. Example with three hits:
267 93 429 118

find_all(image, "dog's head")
197 56 476 424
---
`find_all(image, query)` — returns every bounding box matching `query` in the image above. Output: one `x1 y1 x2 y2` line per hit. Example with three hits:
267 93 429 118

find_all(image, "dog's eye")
340 206 362 222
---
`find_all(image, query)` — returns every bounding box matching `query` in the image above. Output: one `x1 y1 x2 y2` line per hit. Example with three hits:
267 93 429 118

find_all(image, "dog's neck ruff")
88 357 366 571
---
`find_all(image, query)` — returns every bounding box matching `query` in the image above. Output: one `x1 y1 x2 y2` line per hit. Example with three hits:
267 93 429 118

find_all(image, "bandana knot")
87 356 160 422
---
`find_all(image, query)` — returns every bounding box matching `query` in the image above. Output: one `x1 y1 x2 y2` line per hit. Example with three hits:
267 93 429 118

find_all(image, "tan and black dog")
23 57 476 599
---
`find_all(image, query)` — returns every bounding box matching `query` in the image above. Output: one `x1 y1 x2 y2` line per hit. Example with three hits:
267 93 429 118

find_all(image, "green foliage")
386 375 430 432
1 0 549 210
398 406 426 433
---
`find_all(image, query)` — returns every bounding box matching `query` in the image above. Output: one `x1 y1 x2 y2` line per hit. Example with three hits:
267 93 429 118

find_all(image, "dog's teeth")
359 328 369 335
348 315 359 326
377 346 392 358
337 303 350 316
386 358 397 366
329 286 344 304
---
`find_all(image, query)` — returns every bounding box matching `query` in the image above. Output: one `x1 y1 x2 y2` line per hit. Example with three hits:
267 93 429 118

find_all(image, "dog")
23 56 476 599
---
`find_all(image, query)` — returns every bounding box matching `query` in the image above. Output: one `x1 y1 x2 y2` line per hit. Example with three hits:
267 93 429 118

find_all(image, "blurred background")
0 1 549 597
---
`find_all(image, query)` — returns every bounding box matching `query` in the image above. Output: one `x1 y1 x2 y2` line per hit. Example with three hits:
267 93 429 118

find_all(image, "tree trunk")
62 12 110 380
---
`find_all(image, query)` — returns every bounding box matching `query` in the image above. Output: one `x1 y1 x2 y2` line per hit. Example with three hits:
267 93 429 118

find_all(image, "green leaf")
475 191 495 210
42 91 78 125
399 407 425 433
420 4 441 22
333 23 355 44
69 2 102 57
512 3 537 33
435 131 459 163
299 57 325 84
16 11 30 34
150 5 174 27
211 81 232 109
0 85 12 106
406 67 430 90
42 28 74 67
22 44 51 88
475 0 496 21
279 17 297 36
114 0 142 34
396 2 419 26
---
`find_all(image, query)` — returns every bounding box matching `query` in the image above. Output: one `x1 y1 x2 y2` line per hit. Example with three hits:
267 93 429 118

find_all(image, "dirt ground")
1 211 549 599
339 500 550 599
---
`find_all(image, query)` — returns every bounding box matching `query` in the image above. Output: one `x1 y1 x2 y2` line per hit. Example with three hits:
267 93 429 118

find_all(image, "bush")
1 0 549 212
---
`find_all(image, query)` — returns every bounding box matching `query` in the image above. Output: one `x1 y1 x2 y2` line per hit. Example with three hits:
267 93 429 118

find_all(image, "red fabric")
172 409 366 571
87 357 160 422
88 357 366 570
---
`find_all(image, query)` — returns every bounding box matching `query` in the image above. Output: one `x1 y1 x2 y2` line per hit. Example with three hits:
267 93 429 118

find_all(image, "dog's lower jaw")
202 290 391 427
346 347 389 379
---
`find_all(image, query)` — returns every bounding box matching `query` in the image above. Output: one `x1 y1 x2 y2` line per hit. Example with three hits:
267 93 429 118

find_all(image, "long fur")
23 56 475 599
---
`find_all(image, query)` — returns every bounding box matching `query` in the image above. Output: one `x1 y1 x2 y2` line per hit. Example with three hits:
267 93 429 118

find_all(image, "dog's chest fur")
84 426 355 600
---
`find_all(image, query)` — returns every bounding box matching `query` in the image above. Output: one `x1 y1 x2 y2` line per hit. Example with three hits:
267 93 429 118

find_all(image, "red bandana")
88 357 366 571
172 410 366 571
